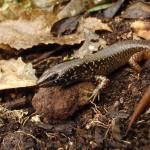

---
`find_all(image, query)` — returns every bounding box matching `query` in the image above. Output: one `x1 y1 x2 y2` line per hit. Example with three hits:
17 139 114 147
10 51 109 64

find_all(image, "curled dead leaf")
0 11 112 51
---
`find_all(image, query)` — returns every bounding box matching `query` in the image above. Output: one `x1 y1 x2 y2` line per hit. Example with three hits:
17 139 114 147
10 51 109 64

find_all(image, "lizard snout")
37 69 59 86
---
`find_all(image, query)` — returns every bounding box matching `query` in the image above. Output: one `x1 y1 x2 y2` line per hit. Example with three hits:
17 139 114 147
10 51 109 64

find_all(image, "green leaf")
88 3 114 13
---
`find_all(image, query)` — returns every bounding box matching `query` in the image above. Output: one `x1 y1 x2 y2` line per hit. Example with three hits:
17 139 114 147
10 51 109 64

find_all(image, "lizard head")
37 59 82 87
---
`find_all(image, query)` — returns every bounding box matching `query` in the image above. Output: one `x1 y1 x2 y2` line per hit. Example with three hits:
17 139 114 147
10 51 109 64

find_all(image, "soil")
0 1 150 150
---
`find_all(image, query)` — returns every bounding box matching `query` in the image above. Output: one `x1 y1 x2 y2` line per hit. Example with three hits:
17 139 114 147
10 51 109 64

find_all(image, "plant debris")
0 9 84 51
0 105 28 123
0 57 37 90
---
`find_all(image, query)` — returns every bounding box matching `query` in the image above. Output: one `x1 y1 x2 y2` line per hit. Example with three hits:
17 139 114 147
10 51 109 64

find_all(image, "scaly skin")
38 40 150 86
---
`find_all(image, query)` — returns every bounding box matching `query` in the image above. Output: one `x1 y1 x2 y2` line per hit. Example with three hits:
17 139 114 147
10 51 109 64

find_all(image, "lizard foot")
89 76 109 102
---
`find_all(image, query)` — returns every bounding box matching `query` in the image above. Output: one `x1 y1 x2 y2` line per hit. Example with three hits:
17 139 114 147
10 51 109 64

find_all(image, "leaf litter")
0 9 84 51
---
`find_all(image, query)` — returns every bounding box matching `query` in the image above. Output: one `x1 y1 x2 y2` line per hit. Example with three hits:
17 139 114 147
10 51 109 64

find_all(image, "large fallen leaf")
0 57 37 90
0 12 113 51
131 21 150 40
0 9 84 51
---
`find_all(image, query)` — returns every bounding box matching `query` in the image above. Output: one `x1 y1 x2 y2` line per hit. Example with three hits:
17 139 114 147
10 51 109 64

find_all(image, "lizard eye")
49 73 59 81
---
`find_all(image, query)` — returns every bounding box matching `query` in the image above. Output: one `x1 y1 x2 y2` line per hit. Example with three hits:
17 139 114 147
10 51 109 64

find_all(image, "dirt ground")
0 2 150 150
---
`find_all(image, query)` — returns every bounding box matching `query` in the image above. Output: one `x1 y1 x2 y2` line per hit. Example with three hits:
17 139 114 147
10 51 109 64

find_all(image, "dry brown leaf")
0 9 85 51
131 21 150 40
0 13 112 51
0 57 37 90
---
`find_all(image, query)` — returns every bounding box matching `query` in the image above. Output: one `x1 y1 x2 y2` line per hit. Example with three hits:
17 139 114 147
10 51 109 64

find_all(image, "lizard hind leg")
89 75 109 102
129 50 150 73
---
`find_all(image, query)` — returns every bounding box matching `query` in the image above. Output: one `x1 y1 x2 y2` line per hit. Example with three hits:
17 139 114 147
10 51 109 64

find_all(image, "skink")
38 40 150 86
38 40 150 132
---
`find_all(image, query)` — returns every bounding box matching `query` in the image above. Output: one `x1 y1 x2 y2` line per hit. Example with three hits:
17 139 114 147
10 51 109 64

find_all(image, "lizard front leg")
89 75 109 102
